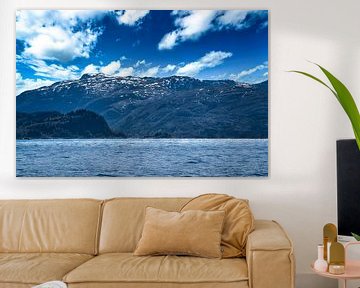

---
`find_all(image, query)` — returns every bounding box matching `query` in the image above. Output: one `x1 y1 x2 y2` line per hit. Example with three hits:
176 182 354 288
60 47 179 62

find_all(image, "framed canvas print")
16 10 269 177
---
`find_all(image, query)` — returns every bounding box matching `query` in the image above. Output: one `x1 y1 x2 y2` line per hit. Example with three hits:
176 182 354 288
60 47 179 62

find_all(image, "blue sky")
16 10 268 95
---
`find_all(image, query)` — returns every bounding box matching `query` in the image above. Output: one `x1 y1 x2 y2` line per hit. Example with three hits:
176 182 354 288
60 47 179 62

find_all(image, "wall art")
16 10 268 177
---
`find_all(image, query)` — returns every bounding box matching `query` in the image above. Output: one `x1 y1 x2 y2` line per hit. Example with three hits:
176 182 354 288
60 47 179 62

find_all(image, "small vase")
314 244 328 272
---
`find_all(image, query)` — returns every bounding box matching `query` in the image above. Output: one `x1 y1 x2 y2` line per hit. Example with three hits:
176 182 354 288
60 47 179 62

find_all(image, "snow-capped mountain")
16 74 268 138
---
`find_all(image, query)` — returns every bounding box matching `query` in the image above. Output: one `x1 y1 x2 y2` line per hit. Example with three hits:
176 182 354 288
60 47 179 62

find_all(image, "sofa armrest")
246 220 295 288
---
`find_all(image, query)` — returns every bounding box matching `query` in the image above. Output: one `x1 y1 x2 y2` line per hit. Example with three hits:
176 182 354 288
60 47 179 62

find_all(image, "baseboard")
296 273 337 288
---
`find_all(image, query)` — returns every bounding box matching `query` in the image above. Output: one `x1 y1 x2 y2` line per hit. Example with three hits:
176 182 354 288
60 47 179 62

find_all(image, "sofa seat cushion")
64 253 248 285
0 253 93 285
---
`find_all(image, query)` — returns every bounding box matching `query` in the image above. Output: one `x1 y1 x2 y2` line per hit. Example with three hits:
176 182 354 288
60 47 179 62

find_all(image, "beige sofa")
0 198 295 288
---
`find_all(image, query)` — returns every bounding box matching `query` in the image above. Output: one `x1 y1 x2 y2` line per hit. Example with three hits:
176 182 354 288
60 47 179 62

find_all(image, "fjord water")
16 139 268 177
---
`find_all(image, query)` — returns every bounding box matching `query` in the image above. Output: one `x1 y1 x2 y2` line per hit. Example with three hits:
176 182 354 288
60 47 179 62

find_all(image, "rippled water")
16 139 268 177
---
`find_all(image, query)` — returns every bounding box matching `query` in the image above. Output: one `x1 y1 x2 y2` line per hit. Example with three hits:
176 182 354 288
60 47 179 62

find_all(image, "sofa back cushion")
181 194 254 258
99 198 189 253
0 199 102 254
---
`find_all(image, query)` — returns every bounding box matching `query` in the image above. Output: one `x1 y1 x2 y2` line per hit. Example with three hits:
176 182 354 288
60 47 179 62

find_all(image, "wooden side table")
311 242 360 288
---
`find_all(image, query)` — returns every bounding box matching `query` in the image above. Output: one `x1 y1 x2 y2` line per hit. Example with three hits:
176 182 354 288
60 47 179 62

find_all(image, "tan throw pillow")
134 207 225 258
181 194 254 258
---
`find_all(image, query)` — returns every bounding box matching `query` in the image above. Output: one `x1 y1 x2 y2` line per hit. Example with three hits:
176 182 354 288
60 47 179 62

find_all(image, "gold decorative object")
329 242 345 264
329 242 345 275
328 264 345 275
323 223 337 261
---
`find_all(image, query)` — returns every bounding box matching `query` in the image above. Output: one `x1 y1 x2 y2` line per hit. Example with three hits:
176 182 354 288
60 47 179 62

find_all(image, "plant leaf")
289 65 360 150
353 127 360 150
316 64 360 150
289 70 337 98
351 232 360 241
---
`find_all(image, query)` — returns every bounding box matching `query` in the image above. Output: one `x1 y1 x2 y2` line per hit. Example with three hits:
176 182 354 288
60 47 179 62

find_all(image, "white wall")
1 0 359 287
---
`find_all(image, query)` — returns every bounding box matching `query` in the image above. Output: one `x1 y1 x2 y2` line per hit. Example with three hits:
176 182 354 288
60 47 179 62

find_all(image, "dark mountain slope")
17 109 122 139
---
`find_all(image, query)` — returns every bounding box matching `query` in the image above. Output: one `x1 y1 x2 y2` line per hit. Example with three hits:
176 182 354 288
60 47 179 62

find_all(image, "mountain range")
16 74 268 139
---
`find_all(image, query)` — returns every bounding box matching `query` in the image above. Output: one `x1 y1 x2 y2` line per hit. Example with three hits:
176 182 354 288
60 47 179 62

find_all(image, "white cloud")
158 31 178 50
263 72 268 77
24 26 100 62
163 64 177 73
176 51 232 77
100 60 121 75
158 10 268 50
116 10 150 26
117 67 134 77
217 10 268 30
16 10 105 62
216 10 248 29
229 62 268 81
16 72 54 95
175 10 217 39
158 10 218 50
139 66 160 77
134 60 146 67
56 10 107 24
18 57 80 80
82 64 99 74
81 60 134 77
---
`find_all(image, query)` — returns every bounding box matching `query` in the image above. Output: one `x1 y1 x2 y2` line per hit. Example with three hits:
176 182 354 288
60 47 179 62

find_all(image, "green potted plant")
290 63 360 241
